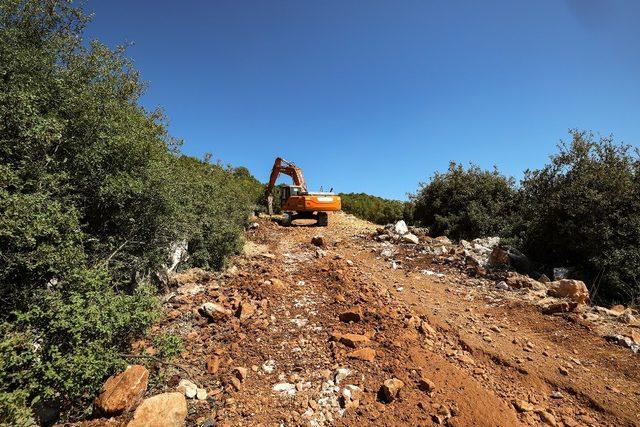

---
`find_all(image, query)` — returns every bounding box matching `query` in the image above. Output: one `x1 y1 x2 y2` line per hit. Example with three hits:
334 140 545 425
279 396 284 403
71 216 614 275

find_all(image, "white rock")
178 379 197 399
402 233 419 244
495 281 510 290
262 359 276 374
196 388 207 400
273 382 296 395
334 368 351 385
393 220 409 235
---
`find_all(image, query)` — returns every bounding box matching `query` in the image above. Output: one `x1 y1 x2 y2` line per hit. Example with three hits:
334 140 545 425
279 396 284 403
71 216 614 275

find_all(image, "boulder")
393 220 409 235
346 347 376 362
339 333 370 348
200 302 231 321
235 301 256 320
380 378 404 403
127 392 187 427
177 379 197 398
547 279 589 304
94 365 149 416
402 233 420 244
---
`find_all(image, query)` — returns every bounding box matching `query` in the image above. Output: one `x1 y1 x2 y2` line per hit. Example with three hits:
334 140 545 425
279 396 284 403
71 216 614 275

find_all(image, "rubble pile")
366 220 640 354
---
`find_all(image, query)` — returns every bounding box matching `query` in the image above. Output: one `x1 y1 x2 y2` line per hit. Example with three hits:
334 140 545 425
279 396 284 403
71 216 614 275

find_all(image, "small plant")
151 333 184 360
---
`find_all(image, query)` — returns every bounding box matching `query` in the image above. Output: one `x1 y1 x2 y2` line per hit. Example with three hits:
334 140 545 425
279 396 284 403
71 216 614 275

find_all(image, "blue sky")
86 0 640 200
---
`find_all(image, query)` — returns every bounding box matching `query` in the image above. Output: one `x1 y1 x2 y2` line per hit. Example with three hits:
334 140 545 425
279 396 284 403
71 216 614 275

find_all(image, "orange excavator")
265 157 341 226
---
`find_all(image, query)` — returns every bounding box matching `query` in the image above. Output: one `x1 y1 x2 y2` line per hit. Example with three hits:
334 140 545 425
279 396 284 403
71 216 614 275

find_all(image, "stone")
434 236 451 245
94 365 149 416
538 274 551 283
262 359 276 374
200 302 231 321
609 304 625 314
311 235 326 247
236 301 256 320
547 279 590 304
339 307 363 323
229 376 242 391
488 246 510 267
127 392 187 427
234 367 249 382
346 347 376 362
196 388 207 400
334 368 352 384
417 377 436 393
177 379 198 398
538 410 557 426
431 403 452 424
513 399 535 412
402 233 419 244
339 333 370 348
380 378 404 403
393 220 409 235
419 321 437 336
341 384 363 409
273 382 296 395
205 356 220 374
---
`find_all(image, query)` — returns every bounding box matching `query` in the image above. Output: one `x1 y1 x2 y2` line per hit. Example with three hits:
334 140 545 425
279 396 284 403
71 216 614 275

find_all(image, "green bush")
411 162 517 240
340 192 412 225
518 131 640 303
0 1 261 423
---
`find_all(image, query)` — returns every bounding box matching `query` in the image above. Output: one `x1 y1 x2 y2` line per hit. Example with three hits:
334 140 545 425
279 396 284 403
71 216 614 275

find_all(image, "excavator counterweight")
265 157 341 226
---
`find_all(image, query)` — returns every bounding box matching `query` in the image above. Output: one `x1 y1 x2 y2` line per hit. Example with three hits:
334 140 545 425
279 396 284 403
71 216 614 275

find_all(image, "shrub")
0 1 261 423
518 130 640 303
411 162 517 240
340 193 412 225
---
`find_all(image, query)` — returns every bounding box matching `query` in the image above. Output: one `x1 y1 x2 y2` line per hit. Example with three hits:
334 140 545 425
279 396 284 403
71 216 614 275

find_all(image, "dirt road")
155 213 640 426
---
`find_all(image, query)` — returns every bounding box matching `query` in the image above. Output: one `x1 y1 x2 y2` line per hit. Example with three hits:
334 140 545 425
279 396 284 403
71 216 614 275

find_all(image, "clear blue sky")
86 0 640 200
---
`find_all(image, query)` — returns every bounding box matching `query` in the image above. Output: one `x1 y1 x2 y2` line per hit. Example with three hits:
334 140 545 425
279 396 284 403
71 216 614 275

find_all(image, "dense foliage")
0 1 262 424
517 131 640 303
409 131 640 305
411 163 517 240
340 192 412 225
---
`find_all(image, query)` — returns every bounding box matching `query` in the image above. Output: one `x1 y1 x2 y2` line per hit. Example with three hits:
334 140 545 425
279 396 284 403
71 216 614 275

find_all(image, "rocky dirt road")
134 213 640 427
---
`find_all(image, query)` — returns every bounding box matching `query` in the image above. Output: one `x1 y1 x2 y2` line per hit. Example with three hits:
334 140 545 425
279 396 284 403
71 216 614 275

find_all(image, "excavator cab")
265 158 341 227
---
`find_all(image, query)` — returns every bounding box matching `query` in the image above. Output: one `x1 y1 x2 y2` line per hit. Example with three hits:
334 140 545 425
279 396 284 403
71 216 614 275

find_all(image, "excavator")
265 157 341 226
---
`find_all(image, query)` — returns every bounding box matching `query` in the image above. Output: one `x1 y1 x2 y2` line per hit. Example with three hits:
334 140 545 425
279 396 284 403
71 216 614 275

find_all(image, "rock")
418 321 437 336
495 281 510 291
488 246 510 268
273 382 296 395
339 333 370 348
261 359 276 374
431 403 452 424
402 233 419 244
311 235 326 247
380 378 404 403
234 367 248 382
235 301 256 320
177 379 198 398
538 274 551 283
619 310 637 324
94 365 149 416
538 410 557 426
558 366 569 376
346 347 376 362
417 377 436 393
393 220 409 235
609 304 625 314
339 307 363 323
434 236 451 245
540 301 578 315
547 279 589 304
127 392 187 427
334 368 352 384
205 356 220 374
341 384 363 409
604 334 640 353
196 388 207 400
200 302 231 321
229 376 242 391
513 399 535 412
